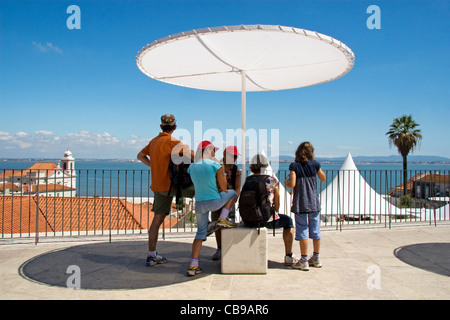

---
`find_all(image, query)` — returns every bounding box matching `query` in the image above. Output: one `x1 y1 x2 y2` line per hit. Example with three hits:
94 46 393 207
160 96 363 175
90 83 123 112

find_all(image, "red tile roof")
0 183 21 192
27 162 58 169
22 184 76 193
0 196 47 235
389 173 450 195
1 170 23 180
415 173 450 184
0 196 184 235
1 163 60 180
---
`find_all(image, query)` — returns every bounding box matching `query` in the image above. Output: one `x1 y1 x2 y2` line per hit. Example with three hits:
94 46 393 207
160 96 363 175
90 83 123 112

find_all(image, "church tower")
60 149 76 187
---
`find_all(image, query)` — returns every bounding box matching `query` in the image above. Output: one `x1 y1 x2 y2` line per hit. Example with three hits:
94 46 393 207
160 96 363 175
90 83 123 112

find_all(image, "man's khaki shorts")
153 184 195 215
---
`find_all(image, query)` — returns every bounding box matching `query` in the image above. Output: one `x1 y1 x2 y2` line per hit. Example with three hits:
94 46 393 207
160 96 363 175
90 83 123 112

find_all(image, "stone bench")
221 227 268 274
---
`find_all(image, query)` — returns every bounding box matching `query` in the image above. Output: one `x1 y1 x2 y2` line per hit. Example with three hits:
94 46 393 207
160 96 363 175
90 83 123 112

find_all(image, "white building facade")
0 150 77 197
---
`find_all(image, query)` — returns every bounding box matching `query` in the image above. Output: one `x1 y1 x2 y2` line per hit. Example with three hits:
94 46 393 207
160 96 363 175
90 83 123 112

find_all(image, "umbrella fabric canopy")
137 25 354 92
136 25 355 177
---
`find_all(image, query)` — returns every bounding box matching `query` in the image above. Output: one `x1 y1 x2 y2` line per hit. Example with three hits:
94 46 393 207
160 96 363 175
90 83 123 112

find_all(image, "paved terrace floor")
0 223 449 300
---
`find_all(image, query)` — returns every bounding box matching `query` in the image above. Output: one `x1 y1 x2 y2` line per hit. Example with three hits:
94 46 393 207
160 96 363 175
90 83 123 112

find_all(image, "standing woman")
285 142 326 271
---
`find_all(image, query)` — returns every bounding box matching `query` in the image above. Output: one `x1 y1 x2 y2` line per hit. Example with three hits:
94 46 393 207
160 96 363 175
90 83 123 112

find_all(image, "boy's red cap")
198 140 219 151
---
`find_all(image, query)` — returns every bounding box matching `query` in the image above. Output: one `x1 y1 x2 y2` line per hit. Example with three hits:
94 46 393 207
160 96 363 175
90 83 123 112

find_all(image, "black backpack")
168 156 193 207
238 175 273 229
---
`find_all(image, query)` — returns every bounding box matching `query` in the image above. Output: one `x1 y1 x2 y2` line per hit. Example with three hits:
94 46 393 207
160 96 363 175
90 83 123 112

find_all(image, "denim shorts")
294 212 321 240
195 190 237 240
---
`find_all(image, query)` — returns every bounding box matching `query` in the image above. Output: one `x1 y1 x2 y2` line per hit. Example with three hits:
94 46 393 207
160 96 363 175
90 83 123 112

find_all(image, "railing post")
433 205 437 227
35 172 40 245
4 166 449 241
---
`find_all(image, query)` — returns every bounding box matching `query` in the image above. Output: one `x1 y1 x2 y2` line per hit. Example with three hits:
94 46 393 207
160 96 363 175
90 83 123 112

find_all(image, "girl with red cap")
186 141 237 276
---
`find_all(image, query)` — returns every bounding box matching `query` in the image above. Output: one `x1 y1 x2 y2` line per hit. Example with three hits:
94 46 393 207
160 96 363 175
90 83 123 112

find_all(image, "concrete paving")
1 223 449 300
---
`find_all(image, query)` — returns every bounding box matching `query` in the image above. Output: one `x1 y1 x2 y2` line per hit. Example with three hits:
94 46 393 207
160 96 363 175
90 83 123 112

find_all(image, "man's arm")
137 151 151 168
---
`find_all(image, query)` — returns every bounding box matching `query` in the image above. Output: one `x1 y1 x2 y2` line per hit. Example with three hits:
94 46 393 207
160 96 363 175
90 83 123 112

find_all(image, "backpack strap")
271 204 275 237
231 164 238 190
256 175 270 206
255 175 270 227
167 160 175 196
175 163 183 206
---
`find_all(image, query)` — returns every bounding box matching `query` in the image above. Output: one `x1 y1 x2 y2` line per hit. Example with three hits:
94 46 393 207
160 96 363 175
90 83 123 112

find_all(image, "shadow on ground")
19 240 219 290
394 243 450 277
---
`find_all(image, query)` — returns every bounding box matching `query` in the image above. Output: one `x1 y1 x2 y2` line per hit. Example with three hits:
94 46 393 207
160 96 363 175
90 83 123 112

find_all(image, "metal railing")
1 168 449 242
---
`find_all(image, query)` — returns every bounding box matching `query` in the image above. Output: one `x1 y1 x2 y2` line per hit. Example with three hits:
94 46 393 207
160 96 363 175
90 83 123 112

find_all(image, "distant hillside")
273 155 450 164
2 155 450 164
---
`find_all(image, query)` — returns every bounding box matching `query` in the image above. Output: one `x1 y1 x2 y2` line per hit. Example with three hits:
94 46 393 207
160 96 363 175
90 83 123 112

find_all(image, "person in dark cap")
137 114 194 267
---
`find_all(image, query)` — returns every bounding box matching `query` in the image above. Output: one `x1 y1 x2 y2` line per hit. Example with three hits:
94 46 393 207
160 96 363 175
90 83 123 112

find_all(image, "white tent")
417 203 450 221
319 153 404 221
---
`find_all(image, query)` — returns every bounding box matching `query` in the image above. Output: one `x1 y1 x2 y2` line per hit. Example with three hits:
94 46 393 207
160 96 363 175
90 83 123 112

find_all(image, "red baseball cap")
198 140 219 151
223 146 240 156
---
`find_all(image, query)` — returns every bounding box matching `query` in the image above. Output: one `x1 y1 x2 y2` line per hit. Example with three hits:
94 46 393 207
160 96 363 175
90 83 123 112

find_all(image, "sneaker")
292 260 309 271
146 253 168 267
206 221 219 236
217 218 237 228
186 265 203 276
308 257 322 268
212 248 221 261
284 254 299 266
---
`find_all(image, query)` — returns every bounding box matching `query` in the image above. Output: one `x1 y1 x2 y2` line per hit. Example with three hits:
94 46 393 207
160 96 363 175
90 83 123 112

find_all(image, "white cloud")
0 131 148 158
16 131 29 137
35 130 54 136
0 132 32 150
0 131 10 141
32 41 63 54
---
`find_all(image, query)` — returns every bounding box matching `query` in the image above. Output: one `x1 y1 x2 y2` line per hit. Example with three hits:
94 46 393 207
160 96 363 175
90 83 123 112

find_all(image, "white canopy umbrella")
136 24 355 177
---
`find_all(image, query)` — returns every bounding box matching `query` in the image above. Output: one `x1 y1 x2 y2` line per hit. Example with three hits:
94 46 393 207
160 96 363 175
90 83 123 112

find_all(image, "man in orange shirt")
137 114 194 267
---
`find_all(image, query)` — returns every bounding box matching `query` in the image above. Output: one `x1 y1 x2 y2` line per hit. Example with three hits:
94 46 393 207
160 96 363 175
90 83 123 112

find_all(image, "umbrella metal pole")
241 70 247 184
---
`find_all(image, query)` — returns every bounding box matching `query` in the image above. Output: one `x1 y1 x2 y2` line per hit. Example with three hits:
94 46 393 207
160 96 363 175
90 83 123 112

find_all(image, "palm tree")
386 115 422 196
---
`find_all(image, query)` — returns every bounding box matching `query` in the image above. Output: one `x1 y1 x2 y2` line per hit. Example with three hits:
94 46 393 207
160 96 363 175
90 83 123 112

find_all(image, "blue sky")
0 0 449 159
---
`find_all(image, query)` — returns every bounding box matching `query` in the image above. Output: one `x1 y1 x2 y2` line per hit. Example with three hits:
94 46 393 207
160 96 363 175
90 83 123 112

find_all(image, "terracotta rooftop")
1 163 60 179
0 183 21 192
0 196 186 235
389 173 450 195
415 173 450 184
21 184 76 193
1 170 23 180
27 162 59 171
